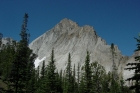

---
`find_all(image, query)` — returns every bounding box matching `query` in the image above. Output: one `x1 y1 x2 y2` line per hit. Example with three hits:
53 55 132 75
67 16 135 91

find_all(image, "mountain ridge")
29 18 134 85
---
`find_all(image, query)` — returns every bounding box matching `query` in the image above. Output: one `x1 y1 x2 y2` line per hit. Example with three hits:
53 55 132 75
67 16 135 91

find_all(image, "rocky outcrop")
29 18 135 83
0 37 14 49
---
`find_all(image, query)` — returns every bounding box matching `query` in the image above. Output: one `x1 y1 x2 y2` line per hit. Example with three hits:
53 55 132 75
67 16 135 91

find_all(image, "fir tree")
77 63 80 93
41 61 45 79
7 13 36 93
81 51 92 93
110 43 118 80
90 61 106 93
59 69 63 93
79 72 85 93
55 71 63 93
65 53 73 93
72 64 77 93
125 35 140 93
38 61 48 93
0 33 3 46
45 49 57 93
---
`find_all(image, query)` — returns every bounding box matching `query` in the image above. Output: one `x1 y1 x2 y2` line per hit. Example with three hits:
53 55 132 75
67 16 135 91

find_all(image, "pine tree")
35 66 46 93
72 64 77 93
102 72 111 93
65 53 73 93
34 66 40 93
110 43 118 80
125 35 140 93
55 71 63 93
0 33 3 46
41 61 45 78
82 51 92 93
77 63 80 93
79 72 85 93
36 62 46 93
7 13 36 93
110 43 120 93
90 61 106 93
45 49 57 93
58 69 63 93
27 68 36 93
59 69 63 87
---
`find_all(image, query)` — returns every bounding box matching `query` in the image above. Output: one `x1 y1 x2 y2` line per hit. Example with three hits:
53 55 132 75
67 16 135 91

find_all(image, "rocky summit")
29 18 135 84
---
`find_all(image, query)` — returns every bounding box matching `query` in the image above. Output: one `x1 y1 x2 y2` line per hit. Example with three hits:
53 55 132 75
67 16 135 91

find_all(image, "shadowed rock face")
29 18 135 84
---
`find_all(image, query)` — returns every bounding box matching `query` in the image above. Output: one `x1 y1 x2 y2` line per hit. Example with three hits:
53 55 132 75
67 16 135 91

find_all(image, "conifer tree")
79 72 85 93
102 72 111 93
35 63 46 93
0 33 3 46
59 69 63 93
55 71 63 93
77 63 80 93
125 35 140 93
41 61 45 78
82 51 92 93
65 53 74 93
110 43 120 93
45 49 57 93
90 61 106 93
110 43 118 80
7 13 36 93
34 66 40 93
27 68 36 93
72 64 77 93
37 61 47 93
59 69 63 87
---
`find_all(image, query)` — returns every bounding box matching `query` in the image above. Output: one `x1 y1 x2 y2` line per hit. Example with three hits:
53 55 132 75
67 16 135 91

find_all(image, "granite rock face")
1 37 13 45
29 18 135 83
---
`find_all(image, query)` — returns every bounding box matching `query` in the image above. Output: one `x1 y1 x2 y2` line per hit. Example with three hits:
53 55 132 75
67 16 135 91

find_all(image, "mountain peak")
60 18 70 22
58 18 79 28
29 18 133 84
60 18 75 23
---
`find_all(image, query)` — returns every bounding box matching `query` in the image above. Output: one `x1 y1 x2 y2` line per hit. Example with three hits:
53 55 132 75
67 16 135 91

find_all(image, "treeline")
34 50 133 93
0 13 136 93
0 44 132 93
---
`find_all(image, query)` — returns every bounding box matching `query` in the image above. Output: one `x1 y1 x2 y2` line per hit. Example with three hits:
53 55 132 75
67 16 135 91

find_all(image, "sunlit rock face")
1 37 13 45
0 37 14 49
29 18 135 84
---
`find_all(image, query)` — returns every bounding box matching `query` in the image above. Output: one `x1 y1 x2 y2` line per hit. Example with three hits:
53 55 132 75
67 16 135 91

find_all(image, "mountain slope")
29 18 133 82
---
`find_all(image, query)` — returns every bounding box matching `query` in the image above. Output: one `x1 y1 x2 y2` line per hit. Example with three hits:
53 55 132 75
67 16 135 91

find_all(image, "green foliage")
90 61 106 93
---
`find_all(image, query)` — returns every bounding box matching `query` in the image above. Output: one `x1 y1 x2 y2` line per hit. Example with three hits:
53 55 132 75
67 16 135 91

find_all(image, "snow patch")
34 57 46 68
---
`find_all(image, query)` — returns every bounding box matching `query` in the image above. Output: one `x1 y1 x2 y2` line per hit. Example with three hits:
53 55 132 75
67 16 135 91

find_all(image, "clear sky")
0 0 140 56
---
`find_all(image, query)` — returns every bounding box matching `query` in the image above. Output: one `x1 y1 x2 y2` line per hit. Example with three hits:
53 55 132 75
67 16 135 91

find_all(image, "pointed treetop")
111 43 114 50
24 13 28 18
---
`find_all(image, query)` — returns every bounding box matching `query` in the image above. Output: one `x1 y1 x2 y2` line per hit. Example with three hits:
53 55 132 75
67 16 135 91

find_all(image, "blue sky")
0 0 140 56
